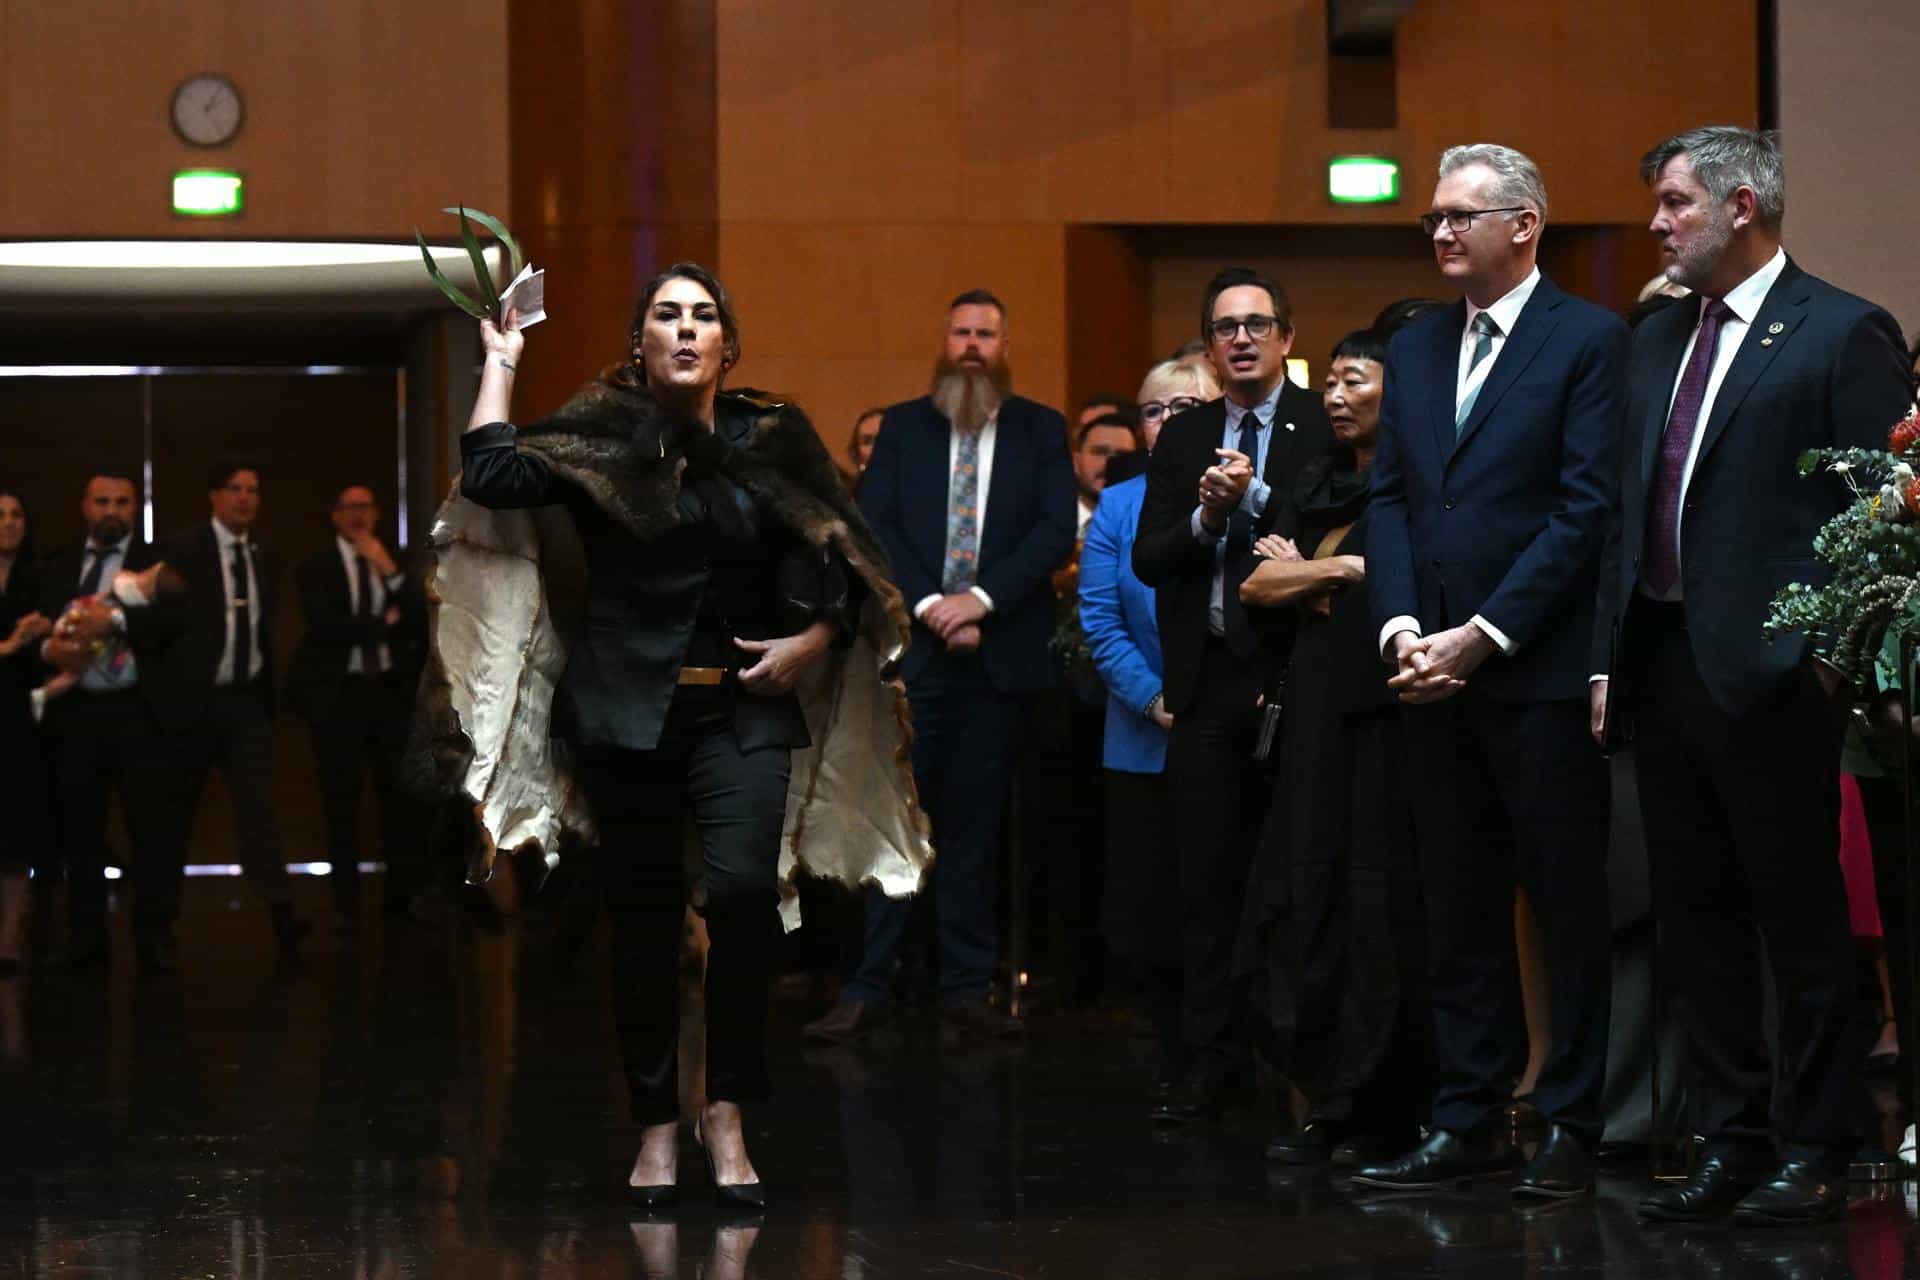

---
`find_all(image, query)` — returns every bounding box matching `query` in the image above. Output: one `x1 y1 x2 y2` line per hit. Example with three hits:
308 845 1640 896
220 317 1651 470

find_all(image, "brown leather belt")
677 666 728 686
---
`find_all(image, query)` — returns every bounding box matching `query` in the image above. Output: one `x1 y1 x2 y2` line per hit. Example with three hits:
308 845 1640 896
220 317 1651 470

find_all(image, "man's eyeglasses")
1208 314 1281 343
1138 396 1204 424
1420 207 1527 236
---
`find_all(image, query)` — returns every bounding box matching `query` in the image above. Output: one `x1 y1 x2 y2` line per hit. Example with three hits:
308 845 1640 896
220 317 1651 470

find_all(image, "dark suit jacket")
138 524 280 730
460 398 844 753
1367 274 1627 702
1595 257 1915 718
39 540 171 704
857 393 1077 692
1131 384 1334 715
283 544 426 720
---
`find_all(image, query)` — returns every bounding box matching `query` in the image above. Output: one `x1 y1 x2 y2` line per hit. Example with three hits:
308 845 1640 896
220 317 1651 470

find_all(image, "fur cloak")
413 377 932 928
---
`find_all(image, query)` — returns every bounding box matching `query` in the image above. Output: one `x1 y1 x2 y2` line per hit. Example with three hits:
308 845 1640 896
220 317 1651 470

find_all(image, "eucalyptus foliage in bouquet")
1765 405 1920 682
414 206 524 318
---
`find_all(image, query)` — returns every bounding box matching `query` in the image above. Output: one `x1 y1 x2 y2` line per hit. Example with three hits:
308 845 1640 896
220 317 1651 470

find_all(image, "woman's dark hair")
1371 297 1444 337
614 261 742 389
0 488 38 596
846 406 886 465
1330 329 1391 368
1199 267 1292 340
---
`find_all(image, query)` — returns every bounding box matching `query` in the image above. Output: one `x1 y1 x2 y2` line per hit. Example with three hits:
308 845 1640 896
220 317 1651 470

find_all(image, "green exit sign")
1328 156 1400 205
173 169 244 217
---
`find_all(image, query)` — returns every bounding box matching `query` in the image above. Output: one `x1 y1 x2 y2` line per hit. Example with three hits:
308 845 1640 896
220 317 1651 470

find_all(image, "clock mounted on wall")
170 73 244 148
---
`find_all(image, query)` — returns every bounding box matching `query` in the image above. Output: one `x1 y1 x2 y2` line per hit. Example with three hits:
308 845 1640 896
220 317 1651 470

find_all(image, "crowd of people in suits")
815 126 1920 1229
0 464 431 977
4 121 1920 1228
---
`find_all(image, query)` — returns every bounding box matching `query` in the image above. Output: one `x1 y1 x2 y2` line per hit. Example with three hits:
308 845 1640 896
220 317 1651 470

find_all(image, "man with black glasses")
1356 144 1625 1199
1132 267 1331 1122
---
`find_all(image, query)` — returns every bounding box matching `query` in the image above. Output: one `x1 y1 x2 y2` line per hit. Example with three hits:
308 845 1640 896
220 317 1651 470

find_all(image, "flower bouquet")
1765 405 1920 684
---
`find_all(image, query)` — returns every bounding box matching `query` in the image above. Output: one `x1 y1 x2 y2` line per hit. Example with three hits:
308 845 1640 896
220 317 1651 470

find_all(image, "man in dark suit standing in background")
806 288 1076 1043
1596 127 1914 1226
1356 144 1624 1198
285 484 422 946
1132 267 1332 1122
140 460 309 967
37 472 173 972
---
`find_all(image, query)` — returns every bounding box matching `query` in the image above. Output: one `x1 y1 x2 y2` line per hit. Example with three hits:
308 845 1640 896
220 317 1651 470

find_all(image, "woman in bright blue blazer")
1079 357 1220 1101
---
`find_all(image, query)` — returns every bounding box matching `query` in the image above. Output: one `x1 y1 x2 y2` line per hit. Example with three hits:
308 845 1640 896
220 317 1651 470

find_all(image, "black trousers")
1287 706 1431 1137
150 683 293 924
1164 641 1268 1072
304 672 412 918
1104 769 1181 1068
1630 603 1865 1155
47 688 174 943
1401 688 1611 1140
573 687 786 1126
850 651 1019 1004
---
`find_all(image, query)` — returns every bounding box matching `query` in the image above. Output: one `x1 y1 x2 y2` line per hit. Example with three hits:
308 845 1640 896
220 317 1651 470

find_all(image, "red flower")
1903 476 1920 517
1891 409 1920 456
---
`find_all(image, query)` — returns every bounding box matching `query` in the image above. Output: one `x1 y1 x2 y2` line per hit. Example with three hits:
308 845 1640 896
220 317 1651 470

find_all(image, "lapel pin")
1761 338 1773 347
1768 322 1784 334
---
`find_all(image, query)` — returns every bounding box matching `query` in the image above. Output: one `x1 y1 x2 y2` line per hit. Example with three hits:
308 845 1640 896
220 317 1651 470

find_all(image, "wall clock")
171 73 244 147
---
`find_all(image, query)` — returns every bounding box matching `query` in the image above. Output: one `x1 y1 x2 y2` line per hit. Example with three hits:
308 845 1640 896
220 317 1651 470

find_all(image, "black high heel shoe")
694 1116 766 1212
626 1180 677 1211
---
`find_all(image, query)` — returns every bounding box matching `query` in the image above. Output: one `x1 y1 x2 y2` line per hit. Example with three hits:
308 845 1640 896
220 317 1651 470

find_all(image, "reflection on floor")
0 876 1913 1278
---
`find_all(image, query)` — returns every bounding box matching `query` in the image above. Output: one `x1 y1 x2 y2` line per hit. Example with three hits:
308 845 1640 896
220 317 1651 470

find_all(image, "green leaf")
445 205 524 279
456 207 501 314
415 230 489 318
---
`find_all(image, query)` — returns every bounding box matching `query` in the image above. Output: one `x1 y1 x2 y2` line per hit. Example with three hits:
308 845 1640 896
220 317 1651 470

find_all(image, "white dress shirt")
1643 247 1789 602
1377 267 1541 660
336 535 404 674
212 518 266 686
1189 382 1292 635
913 412 1000 619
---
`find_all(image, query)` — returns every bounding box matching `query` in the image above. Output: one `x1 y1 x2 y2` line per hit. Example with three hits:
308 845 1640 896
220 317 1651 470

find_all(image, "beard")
89 515 130 546
930 352 1012 435
1664 207 1733 291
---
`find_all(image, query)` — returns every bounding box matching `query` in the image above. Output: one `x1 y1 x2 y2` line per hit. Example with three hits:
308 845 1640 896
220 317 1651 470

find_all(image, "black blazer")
1132 383 1333 715
1596 257 1915 718
282 545 425 719
138 524 281 730
1367 274 1627 702
39 540 170 703
857 393 1077 692
460 400 847 753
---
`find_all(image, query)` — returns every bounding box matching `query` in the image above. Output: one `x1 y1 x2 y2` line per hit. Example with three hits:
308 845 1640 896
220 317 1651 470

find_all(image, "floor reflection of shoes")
802 996 890 1045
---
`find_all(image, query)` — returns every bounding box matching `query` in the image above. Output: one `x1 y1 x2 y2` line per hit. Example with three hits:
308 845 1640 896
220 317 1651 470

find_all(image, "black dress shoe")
1513 1125 1595 1200
695 1122 765 1212
1349 1129 1509 1190
1267 1118 1338 1164
1149 1067 1250 1126
1730 1159 1846 1226
1637 1143 1772 1222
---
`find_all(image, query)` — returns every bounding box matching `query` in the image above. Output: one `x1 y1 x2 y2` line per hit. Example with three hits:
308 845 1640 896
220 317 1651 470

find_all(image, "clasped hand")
733 620 835 696
1198 449 1254 533
922 591 987 642
1387 624 1494 704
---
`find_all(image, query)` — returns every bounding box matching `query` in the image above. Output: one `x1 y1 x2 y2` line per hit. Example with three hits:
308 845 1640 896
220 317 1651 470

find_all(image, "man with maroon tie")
1594 127 1914 1226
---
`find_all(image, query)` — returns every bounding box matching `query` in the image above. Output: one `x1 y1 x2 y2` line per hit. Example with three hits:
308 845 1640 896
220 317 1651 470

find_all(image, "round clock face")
171 73 243 147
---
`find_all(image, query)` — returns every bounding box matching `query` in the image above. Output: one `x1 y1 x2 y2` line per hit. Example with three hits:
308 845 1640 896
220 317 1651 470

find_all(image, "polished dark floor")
3 877 1919 1278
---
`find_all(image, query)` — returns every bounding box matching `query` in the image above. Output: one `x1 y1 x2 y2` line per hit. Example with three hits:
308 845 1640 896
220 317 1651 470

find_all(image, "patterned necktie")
230 540 253 685
1455 311 1501 433
76 547 105 598
1644 299 1732 596
355 555 382 674
943 428 981 593
1224 410 1263 563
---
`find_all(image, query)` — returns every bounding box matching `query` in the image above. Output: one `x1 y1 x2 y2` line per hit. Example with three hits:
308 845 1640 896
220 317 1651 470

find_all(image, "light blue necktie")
1455 311 1501 434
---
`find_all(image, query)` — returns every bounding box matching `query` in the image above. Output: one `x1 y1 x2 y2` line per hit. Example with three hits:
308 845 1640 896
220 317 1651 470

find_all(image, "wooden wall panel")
0 0 508 238
718 221 1067 440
